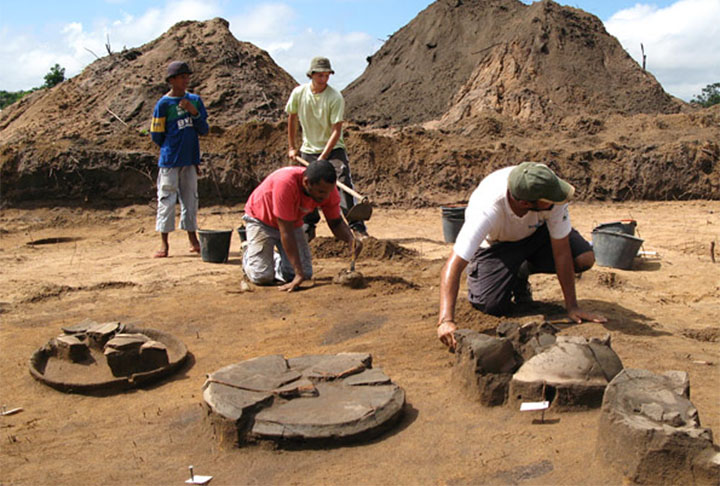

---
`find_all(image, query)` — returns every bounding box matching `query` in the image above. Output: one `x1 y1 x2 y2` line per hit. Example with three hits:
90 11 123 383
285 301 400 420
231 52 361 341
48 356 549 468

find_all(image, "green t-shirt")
285 83 345 154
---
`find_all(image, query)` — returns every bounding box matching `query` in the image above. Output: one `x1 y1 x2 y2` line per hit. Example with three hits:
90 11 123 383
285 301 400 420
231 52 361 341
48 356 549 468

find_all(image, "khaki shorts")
241 216 313 285
155 165 198 233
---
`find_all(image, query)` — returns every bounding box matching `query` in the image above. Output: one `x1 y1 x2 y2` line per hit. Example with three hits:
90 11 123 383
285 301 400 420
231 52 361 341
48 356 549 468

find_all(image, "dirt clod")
333 270 366 289
682 328 720 343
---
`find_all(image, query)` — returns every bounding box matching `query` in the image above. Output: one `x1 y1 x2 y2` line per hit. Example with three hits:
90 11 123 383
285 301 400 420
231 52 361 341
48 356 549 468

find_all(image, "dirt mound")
682 328 720 343
344 0 683 128
0 18 295 144
311 236 418 261
21 282 137 304
0 9 718 207
0 18 298 203
596 271 624 289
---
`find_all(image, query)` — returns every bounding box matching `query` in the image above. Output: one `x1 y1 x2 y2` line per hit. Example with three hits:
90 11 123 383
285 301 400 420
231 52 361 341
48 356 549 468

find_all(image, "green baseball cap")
508 162 575 203
306 56 334 77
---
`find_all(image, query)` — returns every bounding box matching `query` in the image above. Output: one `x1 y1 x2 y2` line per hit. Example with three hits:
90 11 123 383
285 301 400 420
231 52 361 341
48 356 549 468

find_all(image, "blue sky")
1 0 719 100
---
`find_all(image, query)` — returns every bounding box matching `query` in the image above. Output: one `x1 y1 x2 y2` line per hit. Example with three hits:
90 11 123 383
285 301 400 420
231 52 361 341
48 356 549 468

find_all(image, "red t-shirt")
245 167 342 229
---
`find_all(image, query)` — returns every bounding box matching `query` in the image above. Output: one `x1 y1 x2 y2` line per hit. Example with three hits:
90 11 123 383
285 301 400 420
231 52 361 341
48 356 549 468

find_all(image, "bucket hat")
166 61 192 81
508 162 575 203
306 57 334 77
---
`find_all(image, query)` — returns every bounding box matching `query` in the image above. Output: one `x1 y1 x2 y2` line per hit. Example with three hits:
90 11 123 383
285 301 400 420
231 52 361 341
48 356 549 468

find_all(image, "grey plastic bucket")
592 229 643 270
198 229 232 263
593 220 637 236
441 206 466 243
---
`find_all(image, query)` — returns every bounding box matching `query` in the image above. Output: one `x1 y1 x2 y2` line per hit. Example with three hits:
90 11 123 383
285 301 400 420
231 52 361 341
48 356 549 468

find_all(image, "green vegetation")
1 64 68 110
691 82 720 108
0 90 32 110
43 63 65 89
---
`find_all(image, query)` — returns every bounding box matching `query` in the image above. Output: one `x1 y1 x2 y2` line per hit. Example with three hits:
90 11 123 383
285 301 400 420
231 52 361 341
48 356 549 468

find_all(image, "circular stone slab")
203 353 405 446
29 323 188 394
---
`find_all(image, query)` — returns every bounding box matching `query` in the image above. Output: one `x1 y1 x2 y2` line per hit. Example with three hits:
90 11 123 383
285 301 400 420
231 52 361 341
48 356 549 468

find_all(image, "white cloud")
605 0 720 100
0 0 222 91
228 4 381 88
0 0 379 92
229 3 296 39
268 28 380 89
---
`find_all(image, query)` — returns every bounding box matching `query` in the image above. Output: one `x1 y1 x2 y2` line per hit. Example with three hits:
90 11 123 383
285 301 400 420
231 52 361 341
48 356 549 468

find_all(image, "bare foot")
153 249 168 258
188 231 200 254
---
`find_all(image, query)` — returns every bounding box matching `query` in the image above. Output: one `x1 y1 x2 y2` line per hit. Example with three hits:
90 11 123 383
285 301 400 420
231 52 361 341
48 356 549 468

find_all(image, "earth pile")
343 0 682 128
0 18 297 203
0 7 718 205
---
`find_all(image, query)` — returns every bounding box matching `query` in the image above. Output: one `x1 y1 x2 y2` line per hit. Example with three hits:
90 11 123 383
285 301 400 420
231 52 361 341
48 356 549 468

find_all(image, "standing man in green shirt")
286 56 369 241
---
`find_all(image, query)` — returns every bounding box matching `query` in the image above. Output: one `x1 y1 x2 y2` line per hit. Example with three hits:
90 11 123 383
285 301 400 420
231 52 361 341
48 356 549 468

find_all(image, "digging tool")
350 237 357 272
293 156 373 223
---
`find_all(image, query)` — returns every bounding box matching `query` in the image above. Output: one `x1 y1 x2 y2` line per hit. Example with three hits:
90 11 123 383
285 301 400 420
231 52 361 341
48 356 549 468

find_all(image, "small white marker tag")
1 407 23 416
520 401 549 412
185 476 213 485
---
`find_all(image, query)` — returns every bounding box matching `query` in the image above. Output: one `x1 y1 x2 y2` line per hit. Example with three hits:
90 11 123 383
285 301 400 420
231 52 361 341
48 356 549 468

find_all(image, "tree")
691 82 720 108
0 90 32 110
43 64 65 89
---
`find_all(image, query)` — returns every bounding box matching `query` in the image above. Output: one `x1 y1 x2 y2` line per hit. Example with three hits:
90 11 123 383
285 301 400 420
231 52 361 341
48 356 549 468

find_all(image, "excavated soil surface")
0 6 719 482
0 202 718 485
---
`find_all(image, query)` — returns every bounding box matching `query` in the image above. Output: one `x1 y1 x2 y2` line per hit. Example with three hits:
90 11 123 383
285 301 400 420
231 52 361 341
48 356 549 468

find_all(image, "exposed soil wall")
1 8 718 206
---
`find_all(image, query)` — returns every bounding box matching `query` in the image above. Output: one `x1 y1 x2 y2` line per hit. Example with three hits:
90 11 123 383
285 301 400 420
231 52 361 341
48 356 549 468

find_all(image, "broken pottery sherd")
597 368 719 485
509 335 623 410
453 329 521 406
203 353 404 447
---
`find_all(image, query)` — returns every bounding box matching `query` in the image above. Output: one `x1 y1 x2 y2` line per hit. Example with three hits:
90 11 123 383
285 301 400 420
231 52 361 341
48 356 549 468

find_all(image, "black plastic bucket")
593 220 637 236
592 229 643 270
198 229 232 263
441 206 466 243
237 226 247 242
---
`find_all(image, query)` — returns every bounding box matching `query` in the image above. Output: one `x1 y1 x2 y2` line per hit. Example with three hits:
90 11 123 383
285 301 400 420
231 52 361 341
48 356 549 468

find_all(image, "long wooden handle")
350 237 356 272
293 156 368 202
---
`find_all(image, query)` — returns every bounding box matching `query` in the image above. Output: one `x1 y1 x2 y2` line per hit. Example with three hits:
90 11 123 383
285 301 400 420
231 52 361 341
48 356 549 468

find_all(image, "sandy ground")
1 201 719 485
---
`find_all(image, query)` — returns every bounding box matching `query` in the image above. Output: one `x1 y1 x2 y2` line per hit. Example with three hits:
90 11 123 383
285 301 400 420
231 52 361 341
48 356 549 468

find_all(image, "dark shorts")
467 224 592 316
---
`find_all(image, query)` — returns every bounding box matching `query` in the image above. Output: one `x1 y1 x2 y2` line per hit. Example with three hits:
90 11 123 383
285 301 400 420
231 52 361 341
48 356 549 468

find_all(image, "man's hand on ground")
437 320 458 351
279 274 305 292
567 307 607 324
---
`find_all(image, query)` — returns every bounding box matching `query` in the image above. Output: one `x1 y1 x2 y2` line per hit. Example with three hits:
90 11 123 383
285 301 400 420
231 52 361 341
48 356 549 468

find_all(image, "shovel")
293 156 373 223
350 237 357 272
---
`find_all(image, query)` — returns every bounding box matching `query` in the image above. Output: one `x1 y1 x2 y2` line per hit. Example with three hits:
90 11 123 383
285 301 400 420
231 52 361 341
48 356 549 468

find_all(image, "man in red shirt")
243 160 361 292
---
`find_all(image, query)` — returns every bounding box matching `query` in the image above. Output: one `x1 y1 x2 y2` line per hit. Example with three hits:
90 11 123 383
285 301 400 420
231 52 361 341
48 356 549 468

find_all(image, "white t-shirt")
453 166 572 262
